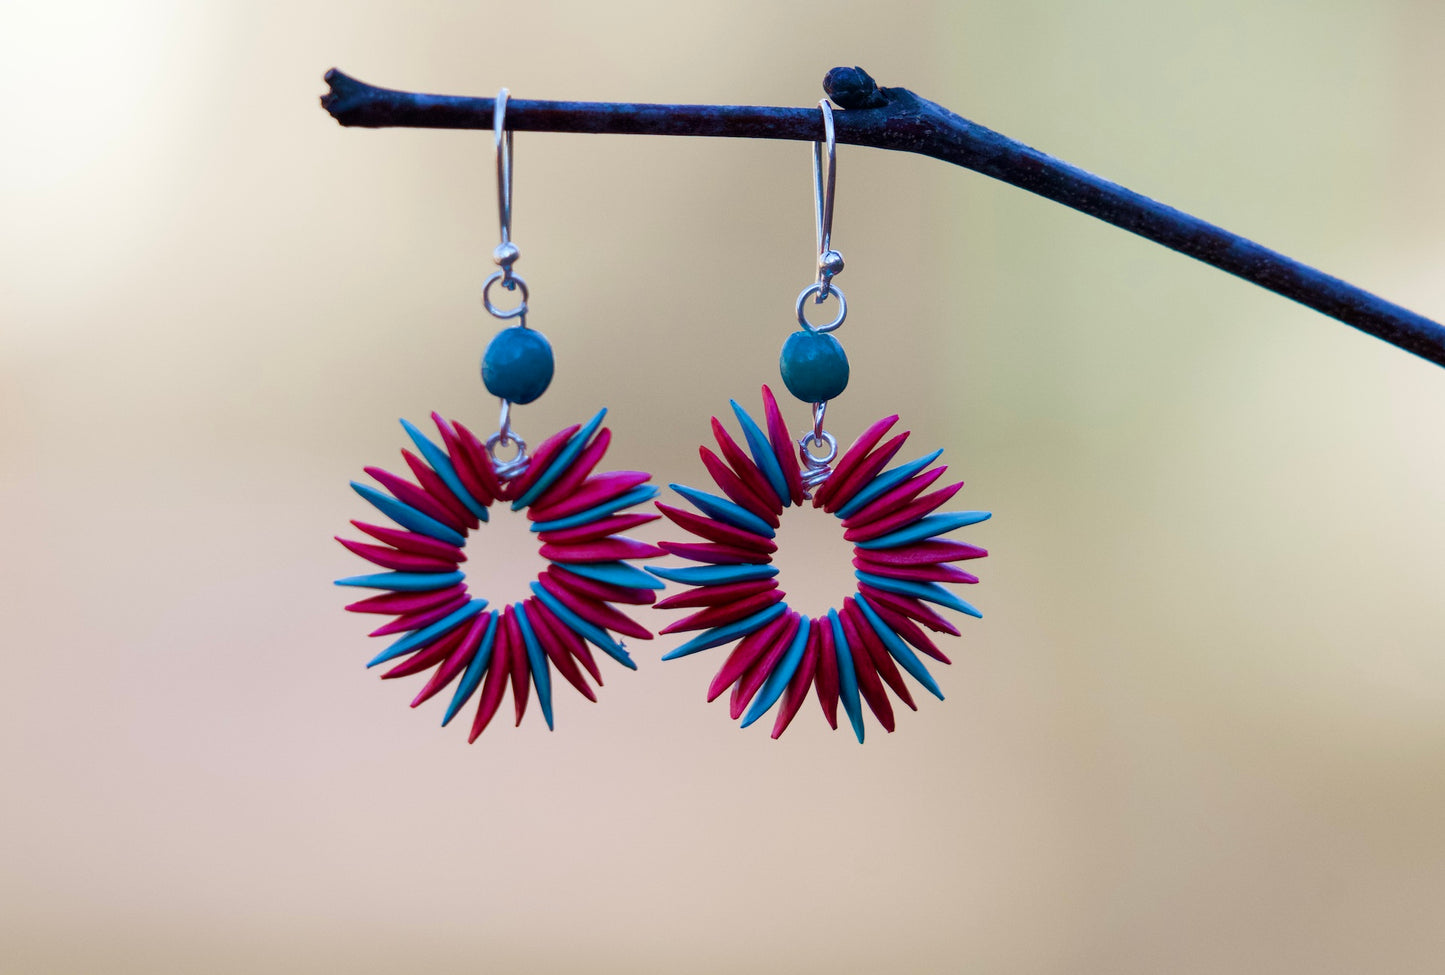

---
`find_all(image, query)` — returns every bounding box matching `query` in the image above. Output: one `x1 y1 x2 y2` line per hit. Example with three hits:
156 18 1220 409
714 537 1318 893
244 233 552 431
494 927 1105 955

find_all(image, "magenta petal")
840 466 948 528
821 432 910 514
528 470 652 522
364 465 470 533
540 537 665 564
811 414 898 509
382 620 470 679
660 589 785 635
857 584 961 637
853 540 988 566
771 623 820 738
853 557 978 585
655 578 779 610
504 607 531 726
530 599 603 687
814 614 840 729
368 593 471 637
470 612 514 741
868 599 951 664
711 417 784 521
537 512 660 545
545 565 658 607
531 427 612 512
344 584 467 616
504 424 581 501
349 521 466 562
656 503 777 552
657 540 772 565
760 385 807 506
698 446 778 525
410 610 490 707
536 572 653 640
730 612 800 720
708 611 794 702
526 596 597 702
336 537 457 573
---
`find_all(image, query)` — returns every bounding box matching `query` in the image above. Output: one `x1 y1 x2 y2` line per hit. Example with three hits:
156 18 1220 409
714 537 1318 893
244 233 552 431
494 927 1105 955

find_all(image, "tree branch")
322 66 1445 370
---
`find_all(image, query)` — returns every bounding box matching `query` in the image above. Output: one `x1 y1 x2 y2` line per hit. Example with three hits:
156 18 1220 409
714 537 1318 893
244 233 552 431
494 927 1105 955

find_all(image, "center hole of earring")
769 501 857 620
463 502 550 608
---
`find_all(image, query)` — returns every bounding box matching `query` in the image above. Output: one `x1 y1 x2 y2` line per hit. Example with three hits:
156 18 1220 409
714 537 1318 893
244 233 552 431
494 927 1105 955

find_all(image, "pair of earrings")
335 91 990 743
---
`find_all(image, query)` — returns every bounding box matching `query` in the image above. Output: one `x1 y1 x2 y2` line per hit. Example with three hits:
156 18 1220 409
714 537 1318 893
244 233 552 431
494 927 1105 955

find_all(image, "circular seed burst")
336 409 663 740
649 386 990 743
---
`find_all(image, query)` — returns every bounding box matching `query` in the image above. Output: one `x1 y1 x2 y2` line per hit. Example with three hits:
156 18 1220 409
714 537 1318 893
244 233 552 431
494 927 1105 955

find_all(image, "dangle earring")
335 89 664 741
648 100 991 743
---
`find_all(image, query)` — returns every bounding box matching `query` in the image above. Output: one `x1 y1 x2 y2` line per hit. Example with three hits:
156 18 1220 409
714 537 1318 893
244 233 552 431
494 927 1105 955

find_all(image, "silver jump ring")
795 282 847 333
482 270 529 320
799 430 838 463
484 430 529 479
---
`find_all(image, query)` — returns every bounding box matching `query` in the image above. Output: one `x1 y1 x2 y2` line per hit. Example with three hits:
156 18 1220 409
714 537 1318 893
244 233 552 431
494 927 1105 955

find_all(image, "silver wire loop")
797 428 838 495
482 270 529 320
811 400 828 440
485 399 530 480
494 88 517 283
812 99 844 298
795 281 847 333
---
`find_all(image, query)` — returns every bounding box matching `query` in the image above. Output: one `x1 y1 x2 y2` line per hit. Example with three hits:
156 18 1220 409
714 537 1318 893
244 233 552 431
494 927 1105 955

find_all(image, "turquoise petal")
740 616 812 728
833 450 944 520
514 602 554 730
366 598 488 668
660 602 789 660
668 484 776 538
854 594 943 700
511 408 607 511
854 511 992 550
647 563 778 586
334 570 465 592
854 571 982 618
830 609 865 744
559 561 666 590
351 481 467 546
442 611 500 726
528 485 658 532
729 399 790 507
529 582 636 669
400 418 490 522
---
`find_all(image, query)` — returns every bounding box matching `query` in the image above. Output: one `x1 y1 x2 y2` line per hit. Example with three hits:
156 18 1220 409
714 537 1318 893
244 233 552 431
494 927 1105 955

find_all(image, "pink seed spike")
469 615 513 742
730 612 800 720
335 537 457 573
447 419 504 505
530 427 612 512
526 596 596 703
504 607 531 726
843 598 917 711
853 540 988 566
660 589 785 635
349 521 467 562
868 599 951 665
710 417 784 522
506 423 582 501
401 448 479 528
540 537 666 564
368 594 470 637
382 620 470 679
655 503 777 552
538 512 660 545
771 622 820 739
852 557 978 585
821 432 910 514
364 465 470 533
536 572 653 640
344 584 467 616
410 611 489 707
531 599 603 687
545 565 657 607
698 446 777 523
656 579 778 610
656 540 772 565
840 601 898 729
843 482 966 542
857 585 961 636
811 414 899 509
431 413 496 507
760 385 807 506
706 612 792 702
529 471 652 522
840 466 949 528
814 612 840 729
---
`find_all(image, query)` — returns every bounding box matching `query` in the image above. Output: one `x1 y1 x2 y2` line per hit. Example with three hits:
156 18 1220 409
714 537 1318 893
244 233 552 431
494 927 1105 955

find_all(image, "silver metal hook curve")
494 88 513 249
812 99 843 297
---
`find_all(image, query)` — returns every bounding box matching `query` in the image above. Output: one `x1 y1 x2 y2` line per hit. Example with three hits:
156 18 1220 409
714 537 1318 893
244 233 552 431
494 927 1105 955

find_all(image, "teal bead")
482 327 554 404
779 329 849 403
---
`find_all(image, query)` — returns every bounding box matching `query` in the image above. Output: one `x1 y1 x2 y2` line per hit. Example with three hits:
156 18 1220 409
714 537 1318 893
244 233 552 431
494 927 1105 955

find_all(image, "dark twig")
322 66 1445 369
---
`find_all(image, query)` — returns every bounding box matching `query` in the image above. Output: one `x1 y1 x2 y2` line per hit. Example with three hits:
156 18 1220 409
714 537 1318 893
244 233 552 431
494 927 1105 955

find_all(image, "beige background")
3 1 1444 972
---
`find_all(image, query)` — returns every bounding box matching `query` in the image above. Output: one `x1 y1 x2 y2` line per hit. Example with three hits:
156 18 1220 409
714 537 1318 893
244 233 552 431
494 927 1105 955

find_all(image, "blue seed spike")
740 616 812 728
729 399 790 507
854 594 944 701
830 610 865 744
558 561 666 590
529 582 637 669
442 611 500 726
366 598 488 668
834 450 945 520
668 484 777 538
660 602 789 660
647 563 779 586
400 418 490 522
350 481 468 546
511 408 607 511
528 485 659 533
854 571 983 618
853 511 993 550
514 602 554 730
334 570 466 592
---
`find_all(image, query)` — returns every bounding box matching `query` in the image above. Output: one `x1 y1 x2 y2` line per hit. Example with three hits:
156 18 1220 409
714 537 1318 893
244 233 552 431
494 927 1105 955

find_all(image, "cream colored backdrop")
3 1 1443 972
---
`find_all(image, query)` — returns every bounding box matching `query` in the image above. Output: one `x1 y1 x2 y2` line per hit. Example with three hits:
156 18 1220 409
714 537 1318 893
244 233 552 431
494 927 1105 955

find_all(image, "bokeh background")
3 1 1443 972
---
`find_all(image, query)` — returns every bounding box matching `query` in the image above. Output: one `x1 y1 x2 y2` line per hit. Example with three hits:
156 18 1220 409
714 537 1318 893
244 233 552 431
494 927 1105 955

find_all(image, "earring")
335 89 663 741
648 100 990 742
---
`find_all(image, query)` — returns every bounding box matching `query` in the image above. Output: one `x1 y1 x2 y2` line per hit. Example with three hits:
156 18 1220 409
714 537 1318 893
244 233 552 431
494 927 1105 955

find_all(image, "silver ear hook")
483 88 528 321
813 99 844 299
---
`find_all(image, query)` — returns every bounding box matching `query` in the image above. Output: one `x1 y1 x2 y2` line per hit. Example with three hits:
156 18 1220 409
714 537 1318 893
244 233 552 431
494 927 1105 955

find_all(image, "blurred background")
3 1 1443 972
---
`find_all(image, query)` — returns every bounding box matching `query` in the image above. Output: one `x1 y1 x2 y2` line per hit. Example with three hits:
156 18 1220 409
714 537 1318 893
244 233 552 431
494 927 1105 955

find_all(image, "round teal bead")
482 327 554 404
779 329 849 403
